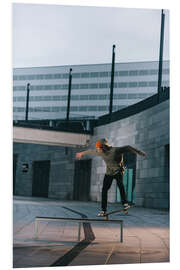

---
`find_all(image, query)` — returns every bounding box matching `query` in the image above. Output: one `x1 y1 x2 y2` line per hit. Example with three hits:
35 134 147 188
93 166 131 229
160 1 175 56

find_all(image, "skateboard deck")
99 205 133 220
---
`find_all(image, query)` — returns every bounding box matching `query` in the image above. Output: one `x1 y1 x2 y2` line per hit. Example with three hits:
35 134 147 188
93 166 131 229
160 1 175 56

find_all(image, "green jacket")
82 145 144 176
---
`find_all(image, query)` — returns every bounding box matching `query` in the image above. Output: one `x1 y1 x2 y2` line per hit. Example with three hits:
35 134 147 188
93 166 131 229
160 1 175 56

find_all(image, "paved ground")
13 196 169 268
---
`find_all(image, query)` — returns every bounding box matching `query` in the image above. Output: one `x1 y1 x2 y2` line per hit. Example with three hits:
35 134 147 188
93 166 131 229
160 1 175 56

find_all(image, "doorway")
13 154 18 195
73 159 92 201
116 153 136 204
32 160 50 198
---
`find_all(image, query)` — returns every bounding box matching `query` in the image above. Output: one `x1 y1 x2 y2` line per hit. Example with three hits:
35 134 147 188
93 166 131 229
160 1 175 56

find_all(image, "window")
90 72 99 78
89 83 98 89
163 69 169 74
80 95 88 100
62 73 68 79
128 93 138 99
13 86 26 91
61 96 67 101
16 96 25 102
79 106 87 111
70 95 76 100
36 74 44 80
62 84 68 90
138 81 147 87
19 75 27 80
88 106 98 111
81 73 89 78
71 106 78 111
114 71 118 76
52 107 59 112
114 94 127 99
52 96 62 100
72 84 79 89
73 73 81 78
129 70 138 76
54 84 61 90
45 85 50 90
99 83 108 88
28 75 35 80
43 107 51 112
118 71 128 76
80 84 89 89
129 82 138 88
54 74 61 79
89 95 97 100
162 80 169 86
99 94 108 100
148 81 157 87
139 70 149 75
99 72 108 77
150 69 158 75
17 107 25 112
45 74 53 79
98 106 108 111
71 95 79 100
60 107 66 112
35 85 42 90
118 82 127 88
13 75 18 80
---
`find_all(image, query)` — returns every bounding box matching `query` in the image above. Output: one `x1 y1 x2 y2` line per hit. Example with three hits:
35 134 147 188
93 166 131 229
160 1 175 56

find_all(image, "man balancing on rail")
76 138 146 217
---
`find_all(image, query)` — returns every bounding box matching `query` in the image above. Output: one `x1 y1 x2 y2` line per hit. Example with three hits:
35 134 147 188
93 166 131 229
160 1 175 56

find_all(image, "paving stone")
13 196 169 268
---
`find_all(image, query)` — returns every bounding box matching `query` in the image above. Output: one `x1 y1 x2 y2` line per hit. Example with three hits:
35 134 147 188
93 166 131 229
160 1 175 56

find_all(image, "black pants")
101 172 127 211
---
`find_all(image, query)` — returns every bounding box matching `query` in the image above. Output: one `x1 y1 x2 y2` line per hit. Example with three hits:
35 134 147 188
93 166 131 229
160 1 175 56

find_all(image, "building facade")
13 90 169 209
13 60 169 120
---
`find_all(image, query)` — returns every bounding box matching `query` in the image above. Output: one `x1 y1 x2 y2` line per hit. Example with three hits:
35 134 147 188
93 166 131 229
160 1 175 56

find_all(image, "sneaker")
98 211 106 217
123 203 130 210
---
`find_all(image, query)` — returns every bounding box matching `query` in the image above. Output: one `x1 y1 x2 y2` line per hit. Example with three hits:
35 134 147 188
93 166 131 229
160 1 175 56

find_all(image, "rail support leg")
78 222 81 241
35 219 38 239
120 221 123 243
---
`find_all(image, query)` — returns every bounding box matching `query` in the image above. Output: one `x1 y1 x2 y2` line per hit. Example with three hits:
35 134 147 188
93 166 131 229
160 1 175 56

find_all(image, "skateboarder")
76 138 146 217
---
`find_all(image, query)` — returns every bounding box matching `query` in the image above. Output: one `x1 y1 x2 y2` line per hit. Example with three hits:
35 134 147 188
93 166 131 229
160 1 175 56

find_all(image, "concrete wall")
87 100 169 209
13 143 76 200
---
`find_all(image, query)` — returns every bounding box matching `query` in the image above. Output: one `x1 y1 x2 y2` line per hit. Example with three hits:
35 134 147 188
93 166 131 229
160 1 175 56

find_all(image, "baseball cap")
96 138 111 148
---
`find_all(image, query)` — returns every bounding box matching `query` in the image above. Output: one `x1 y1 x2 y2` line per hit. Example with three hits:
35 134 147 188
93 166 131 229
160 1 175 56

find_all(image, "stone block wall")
13 143 76 200
87 100 169 209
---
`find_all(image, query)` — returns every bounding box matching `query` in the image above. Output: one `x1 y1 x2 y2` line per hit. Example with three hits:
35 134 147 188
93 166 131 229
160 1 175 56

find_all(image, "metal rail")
35 216 123 242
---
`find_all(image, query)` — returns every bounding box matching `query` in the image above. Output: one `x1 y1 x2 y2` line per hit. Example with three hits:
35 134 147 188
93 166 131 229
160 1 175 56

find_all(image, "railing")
96 87 169 127
13 119 98 135
35 216 124 242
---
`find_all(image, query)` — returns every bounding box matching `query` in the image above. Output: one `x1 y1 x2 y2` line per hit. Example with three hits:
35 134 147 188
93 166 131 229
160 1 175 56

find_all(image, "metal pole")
109 45 116 114
35 219 38 239
157 10 165 100
120 221 123 243
78 222 81 241
66 68 72 121
25 83 30 121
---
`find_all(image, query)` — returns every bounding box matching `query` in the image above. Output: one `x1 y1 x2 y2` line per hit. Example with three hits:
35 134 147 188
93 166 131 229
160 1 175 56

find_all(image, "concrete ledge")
13 126 91 147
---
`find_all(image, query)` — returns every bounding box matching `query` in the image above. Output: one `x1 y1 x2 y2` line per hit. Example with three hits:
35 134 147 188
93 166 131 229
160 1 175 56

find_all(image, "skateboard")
99 205 133 220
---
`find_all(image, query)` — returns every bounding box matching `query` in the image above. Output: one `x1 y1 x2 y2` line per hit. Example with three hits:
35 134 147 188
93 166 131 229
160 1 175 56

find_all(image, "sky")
12 3 169 68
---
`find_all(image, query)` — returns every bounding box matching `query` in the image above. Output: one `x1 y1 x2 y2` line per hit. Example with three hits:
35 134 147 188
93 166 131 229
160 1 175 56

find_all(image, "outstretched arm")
117 145 146 156
76 149 99 160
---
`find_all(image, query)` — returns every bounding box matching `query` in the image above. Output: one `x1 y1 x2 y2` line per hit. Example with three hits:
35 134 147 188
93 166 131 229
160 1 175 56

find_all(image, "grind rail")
35 216 123 242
